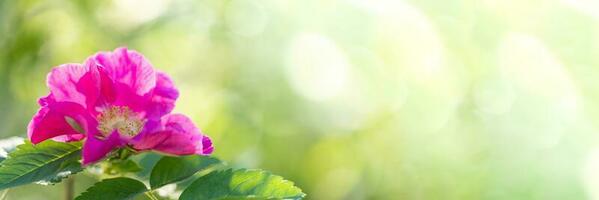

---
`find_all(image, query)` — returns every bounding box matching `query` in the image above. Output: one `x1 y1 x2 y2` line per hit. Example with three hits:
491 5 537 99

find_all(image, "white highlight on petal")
286 33 350 102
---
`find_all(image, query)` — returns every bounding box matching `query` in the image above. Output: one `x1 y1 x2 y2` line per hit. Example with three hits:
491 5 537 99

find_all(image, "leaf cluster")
0 139 305 200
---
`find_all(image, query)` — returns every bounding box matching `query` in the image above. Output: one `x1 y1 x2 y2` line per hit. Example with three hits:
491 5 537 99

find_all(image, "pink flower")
27 47 213 165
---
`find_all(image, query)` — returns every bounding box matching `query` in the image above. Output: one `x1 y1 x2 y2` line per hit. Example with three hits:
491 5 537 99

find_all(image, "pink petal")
83 63 117 109
133 114 212 155
85 60 146 111
131 131 170 151
201 136 214 154
145 72 179 120
89 47 156 97
163 114 198 134
38 93 55 106
81 131 123 165
52 134 86 142
46 63 99 109
111 82 152 112
153 131 200 155
130 120 168 150
27 101 90 144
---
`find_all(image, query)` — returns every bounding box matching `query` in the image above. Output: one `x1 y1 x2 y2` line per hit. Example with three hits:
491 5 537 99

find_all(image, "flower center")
96 106 145 139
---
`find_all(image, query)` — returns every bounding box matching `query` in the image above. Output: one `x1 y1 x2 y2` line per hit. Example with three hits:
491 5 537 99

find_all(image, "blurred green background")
1 0 599 199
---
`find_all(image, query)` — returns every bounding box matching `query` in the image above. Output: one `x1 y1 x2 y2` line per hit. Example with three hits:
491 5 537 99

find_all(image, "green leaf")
179 169 306 200
150 155 221 189
103 159 142 175
0 140 82 189
75 177 147 200
134 152 162 178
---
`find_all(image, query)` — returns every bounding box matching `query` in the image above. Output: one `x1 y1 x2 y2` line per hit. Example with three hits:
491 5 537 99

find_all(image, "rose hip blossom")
27 47 213 164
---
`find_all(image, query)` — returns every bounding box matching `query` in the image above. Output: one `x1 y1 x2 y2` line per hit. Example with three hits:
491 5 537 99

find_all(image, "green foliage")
179 169 305 200
74 177 147 200
103 160 142 175
0 138 306 199
150 155 221 189
0 140 82 190
0 138 307 200
134 153 161 178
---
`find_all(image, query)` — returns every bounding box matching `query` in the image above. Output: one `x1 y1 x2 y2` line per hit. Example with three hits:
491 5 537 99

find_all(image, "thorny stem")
65 177 74 200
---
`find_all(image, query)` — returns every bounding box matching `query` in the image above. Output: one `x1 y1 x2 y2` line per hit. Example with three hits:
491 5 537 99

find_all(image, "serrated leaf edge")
75 177 148 200
183 168 306 200
0 141 81 188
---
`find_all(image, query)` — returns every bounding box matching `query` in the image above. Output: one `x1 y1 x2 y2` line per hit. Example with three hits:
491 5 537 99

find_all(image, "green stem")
0 189 9 200
144 191 159 200
65 177 74 200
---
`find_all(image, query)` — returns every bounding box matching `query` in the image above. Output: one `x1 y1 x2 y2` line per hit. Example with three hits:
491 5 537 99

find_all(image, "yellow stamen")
97 106 145 139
